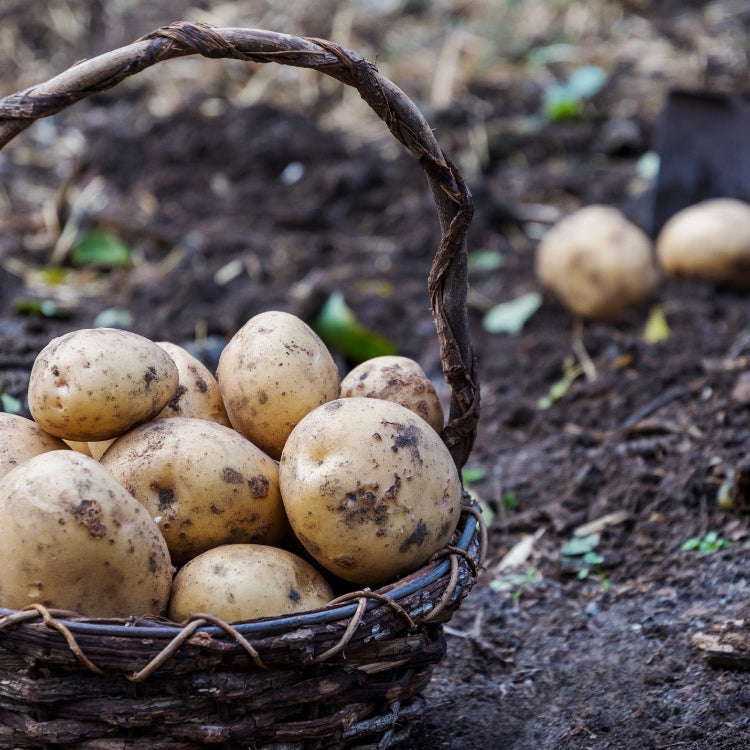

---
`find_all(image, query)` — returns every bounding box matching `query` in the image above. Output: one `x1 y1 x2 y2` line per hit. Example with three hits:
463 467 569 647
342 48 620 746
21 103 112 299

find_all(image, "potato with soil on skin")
535 204 659 319
340 355 444 434
656 198 750 286
28 327 179 442
100 417 288 566
279 397 462 586
0 450 172 618
154 341 231 426
0 413 69 480
217 311 340 459
168 544 334 623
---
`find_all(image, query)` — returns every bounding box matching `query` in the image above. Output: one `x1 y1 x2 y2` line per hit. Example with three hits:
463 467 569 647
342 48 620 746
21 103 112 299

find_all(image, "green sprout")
681 531 731 555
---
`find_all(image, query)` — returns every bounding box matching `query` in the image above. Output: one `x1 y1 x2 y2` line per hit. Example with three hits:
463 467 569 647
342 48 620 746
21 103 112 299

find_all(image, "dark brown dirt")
2 3 750 748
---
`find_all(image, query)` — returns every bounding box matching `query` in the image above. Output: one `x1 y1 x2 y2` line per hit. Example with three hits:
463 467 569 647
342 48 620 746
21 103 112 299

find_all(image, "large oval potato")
217 311 340 459
0 413 69 480
155 341 231 426
0 450 172 617
656 198 750 286
28 327 179 441
168 544 333 623
100 417 288 566
535 205 659 319
279 397 462 585
340 355 444 434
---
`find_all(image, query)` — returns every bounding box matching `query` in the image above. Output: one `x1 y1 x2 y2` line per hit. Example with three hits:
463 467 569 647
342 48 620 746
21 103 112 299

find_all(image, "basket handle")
0 21 479 468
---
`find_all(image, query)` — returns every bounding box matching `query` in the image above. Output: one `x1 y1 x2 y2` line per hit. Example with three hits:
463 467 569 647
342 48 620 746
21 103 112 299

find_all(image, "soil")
2 2 750 748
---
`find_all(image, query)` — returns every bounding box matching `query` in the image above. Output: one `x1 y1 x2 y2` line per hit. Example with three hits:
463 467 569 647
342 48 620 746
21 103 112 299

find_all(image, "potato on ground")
100 417 288 566
217 311 340 459
155 341 231 426
168 544 333 623
656 198 750 286
279 397 462 585
0 450 172 617
0 413 69 480
535 204 659 319
28 327 179 441
340 355 444 434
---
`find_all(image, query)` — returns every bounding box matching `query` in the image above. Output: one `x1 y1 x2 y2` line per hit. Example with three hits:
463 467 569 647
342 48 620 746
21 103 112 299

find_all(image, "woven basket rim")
0 501 482 640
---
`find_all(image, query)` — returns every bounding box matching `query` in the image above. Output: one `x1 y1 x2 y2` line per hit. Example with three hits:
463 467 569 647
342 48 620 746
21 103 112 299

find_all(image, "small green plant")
542 65 607 121
560 533 610 590
681 531 731 555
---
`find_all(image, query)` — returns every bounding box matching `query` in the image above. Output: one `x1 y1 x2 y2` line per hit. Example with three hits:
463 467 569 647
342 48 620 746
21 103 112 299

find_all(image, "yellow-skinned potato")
154 341 231 426
340 355 444 434
535 205 659 319
279 397 462 586
217 311 340 459
100 417 288 566
63 439 93 457
28 327 179 441
0 450 172 617
656 198 750 286
168 544 333 623
0 413 69 480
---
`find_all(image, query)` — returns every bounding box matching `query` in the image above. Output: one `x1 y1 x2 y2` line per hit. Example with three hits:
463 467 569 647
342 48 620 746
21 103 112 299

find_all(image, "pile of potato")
535 197 750 320
0 312 462 622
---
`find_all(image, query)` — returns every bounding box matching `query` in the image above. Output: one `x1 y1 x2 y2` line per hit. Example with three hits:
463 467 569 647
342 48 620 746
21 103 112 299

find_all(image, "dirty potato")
100 417 288 566
28 327 179 441
279 397 462 585
217 311 340 459
339 355 444 434
168 543 333 622
155 341 231 426
535 204 659 319
656 198 750 286
0 413 69 480
0 450 172 617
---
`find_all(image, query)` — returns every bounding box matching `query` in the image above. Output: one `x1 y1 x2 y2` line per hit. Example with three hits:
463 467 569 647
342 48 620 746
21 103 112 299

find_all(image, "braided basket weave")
0 22 482 749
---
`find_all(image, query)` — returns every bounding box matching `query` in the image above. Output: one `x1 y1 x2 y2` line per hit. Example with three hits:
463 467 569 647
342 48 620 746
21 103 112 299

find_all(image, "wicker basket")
0 22 482 749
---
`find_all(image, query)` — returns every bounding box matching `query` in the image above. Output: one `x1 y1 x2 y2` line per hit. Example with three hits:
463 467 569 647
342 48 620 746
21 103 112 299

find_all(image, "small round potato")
0 450 173 617
100 417 288 566
656 198 750 286
279 397 462 585
340 355 444 434
0 413 69 480
168 544 334 623
28 327 179 441
155 341 231 426
217 311 340 459
535 205 659 319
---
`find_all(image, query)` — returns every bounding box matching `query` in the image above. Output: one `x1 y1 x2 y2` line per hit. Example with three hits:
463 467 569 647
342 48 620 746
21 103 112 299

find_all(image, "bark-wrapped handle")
0 21 479 468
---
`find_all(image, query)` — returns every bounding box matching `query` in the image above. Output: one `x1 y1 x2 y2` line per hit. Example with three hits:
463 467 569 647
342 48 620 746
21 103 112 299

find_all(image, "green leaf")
566 65 608 100
93 308 134 328
483 292 542 335
503 490 519 511
71 230 132 268
561 533 600 557
462 467 486 485
543 85 583 121
313 292 396 363
1 392 22 414
582 551 604 565
468 250 504 272
681 537 701 551
12 297 66 318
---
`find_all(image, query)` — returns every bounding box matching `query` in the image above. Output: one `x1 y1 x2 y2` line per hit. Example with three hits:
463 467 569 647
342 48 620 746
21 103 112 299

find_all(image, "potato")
100 417 288 566
656 198 750 286
279 397 462 585
340 355 444 434
535 204 659 319
63 440 93 457
217 311 340 459
0 450 172 617
88 438 116 461
154 341 231 426
0 413 69 480
168 544 333 623
28 327 179 442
